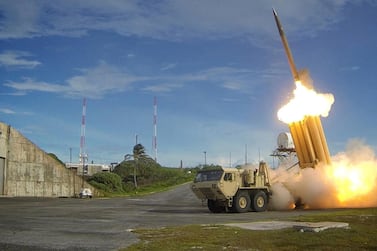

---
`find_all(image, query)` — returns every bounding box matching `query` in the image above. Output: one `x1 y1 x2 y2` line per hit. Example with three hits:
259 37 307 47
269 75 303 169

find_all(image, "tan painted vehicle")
191 161 272 213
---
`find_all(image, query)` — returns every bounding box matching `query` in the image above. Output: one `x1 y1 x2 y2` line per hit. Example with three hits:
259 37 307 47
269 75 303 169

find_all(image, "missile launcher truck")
190 161 272 213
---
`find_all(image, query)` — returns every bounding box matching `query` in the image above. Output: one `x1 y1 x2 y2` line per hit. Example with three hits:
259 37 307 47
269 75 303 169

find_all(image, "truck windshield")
194 170 223 182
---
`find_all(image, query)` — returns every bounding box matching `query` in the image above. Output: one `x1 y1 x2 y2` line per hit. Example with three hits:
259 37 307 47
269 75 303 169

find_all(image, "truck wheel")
233 191 250 213
207 199 224 213
251 191 267 212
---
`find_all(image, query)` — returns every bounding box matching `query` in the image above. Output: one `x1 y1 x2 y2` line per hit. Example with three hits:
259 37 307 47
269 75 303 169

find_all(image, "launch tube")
289 122 306 165
314 116 332 165
300 120 317 165
295 122 310 164
306 116 327 163
289 122 313 166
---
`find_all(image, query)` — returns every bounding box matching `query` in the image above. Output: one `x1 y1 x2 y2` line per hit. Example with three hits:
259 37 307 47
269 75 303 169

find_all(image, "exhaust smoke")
270 139 377 209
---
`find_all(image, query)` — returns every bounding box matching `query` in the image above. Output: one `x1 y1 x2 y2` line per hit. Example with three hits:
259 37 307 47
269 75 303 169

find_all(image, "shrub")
88 172 124 193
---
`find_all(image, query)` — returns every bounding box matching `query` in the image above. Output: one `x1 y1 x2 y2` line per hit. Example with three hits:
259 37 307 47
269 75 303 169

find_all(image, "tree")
113 143 161 189
133 143 146 157
124 144 150 188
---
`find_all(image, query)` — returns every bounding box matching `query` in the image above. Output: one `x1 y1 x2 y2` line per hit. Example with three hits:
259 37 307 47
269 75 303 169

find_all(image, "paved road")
0 183 322 250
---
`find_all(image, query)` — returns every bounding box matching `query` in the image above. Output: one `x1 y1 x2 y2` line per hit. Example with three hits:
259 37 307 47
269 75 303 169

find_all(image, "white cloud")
223 82 242 90
142 83 183 93
0 51 41 69
65 62 148 98
4 78 66 93
160 63 176 71
0 0 360 43
0 91 27 96
340 65 361 71
143 66 268 94
0 0 40 39
4 62 149 98
3 62 277 97
0 107 33 115
0 108 16 114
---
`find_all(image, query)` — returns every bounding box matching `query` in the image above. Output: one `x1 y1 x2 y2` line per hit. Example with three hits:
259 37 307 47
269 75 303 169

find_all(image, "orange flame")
326 144 377 207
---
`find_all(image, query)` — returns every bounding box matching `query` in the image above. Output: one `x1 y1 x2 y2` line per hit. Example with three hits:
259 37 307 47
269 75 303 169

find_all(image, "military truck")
190 161 272 213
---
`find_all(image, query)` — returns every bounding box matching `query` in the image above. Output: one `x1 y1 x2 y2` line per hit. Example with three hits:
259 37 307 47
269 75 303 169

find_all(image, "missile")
272 8 300 82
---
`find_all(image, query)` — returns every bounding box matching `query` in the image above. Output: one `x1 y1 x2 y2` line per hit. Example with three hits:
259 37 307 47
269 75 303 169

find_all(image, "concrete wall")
0 122 100 197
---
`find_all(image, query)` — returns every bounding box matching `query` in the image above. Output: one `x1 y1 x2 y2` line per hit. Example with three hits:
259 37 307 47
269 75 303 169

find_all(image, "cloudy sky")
1 0 377 167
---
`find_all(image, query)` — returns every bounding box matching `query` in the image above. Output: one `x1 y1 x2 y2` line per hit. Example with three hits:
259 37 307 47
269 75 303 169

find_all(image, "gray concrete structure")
0 121 99 197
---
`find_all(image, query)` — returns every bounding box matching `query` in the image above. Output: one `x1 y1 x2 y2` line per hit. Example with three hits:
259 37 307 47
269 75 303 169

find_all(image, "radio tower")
153 96 158 162
79 98 88 166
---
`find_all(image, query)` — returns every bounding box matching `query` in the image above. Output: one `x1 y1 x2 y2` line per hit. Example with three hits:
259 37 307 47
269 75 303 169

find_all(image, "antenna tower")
153 96 158 162
79 98 88 165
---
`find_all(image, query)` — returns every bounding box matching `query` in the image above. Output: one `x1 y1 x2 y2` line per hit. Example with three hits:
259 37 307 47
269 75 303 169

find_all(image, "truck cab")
191 162 271 213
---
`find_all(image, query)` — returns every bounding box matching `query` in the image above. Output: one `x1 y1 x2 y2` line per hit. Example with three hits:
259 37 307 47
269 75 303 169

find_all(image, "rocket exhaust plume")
270 9 377 209
269 140 377 209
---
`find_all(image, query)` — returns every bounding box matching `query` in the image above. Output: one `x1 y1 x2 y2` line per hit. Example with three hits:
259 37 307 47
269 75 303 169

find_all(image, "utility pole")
203 151 207 168
153 96 158 162
229 152 232 168
245 144 248 165
69 147 72 163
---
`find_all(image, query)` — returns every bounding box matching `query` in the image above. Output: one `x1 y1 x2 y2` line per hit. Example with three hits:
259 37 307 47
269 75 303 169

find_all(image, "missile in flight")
272 8 300 83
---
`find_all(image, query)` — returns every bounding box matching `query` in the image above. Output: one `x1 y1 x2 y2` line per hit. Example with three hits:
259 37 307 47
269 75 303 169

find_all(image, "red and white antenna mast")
79 98 88 165
153 96 158 162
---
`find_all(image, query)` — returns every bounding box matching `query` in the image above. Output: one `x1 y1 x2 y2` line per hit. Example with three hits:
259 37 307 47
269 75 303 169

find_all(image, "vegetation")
87 172 124 193
88 143 196 196
200 164 223 171
48 153 65 165
124 208 377 251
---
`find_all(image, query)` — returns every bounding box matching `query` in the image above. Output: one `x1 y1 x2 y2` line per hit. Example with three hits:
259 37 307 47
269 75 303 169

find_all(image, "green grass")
97 181 193 198
123 208 377 251
89 167 196 197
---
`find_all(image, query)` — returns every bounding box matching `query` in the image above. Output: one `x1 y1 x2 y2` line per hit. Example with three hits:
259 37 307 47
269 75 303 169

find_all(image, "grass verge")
123 207 377 251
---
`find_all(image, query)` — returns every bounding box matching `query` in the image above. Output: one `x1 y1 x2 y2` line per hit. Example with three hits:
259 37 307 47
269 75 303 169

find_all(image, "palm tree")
133 143 146 158
124 144 148 188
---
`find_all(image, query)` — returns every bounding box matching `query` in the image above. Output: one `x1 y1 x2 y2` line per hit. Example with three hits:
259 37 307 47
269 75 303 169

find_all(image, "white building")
65 163 110 176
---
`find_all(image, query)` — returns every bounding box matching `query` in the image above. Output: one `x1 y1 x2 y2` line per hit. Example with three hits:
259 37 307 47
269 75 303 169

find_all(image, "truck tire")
233 191 250 213
251 190 267 212
207 199 225 213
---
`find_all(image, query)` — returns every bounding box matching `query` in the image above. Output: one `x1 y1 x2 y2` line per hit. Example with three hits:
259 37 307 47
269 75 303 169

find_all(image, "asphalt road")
0 183 323 250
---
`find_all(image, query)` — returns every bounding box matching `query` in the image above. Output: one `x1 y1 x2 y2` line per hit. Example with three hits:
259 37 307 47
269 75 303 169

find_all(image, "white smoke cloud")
269 139 377 210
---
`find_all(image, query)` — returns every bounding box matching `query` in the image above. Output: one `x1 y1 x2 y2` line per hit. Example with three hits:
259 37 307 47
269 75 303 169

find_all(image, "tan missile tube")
289 120 319 168
313 116 332 165
288 122 306 164
289 116 331 168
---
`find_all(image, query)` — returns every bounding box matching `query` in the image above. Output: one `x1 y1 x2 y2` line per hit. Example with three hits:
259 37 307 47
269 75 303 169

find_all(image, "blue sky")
1 0 377 167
